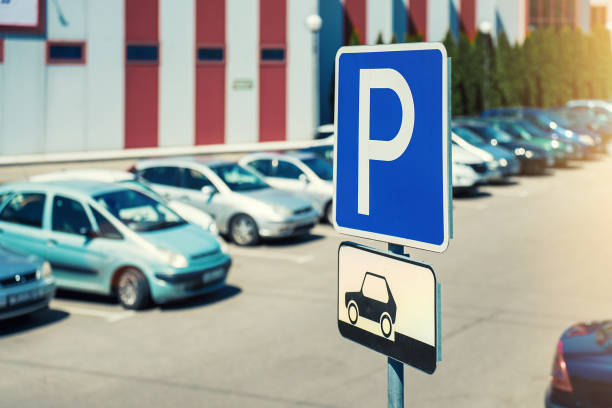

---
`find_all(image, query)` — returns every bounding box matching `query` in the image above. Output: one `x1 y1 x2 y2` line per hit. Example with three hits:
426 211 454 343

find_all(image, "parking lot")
0 151 610 408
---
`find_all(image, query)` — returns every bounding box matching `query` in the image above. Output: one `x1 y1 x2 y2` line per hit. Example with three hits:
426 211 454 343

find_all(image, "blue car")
0 181 231 309
546 321 612 407
0 243 55 320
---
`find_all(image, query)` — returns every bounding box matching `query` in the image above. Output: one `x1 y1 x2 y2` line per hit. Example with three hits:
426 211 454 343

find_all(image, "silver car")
239 152 333 223
133 157 320 246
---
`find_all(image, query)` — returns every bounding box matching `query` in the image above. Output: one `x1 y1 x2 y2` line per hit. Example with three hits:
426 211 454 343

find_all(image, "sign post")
333 42 451 407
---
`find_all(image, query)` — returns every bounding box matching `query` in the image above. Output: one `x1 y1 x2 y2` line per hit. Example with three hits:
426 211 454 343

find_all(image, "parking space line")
53 303 135 323
228 248 313 264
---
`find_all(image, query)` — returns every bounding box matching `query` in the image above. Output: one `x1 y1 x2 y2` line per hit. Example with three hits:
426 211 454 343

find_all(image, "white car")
29 169 219 236
239 152 333 223
452 144 489 194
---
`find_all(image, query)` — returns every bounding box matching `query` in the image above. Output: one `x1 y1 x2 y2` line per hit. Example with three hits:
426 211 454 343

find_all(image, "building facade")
0 0 608 159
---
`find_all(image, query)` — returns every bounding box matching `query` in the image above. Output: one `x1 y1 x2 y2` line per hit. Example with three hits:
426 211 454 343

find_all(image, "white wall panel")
226 0 259 144
159 0 195 147
287 0 317 141
1 39 46 156
476 0 496 38
46 66 86 153
85 0 123 151
497 0 524 44
368 0 392 44
428 0 450 42
48 0 86 39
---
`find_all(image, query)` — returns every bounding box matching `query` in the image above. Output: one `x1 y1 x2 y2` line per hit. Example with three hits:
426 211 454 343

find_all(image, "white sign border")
332 42 449 253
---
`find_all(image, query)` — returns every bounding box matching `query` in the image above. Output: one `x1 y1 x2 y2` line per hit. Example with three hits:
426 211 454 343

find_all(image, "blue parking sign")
333 43 450 252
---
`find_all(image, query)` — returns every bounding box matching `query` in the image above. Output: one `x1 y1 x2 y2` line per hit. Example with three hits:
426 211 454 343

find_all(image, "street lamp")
306 14 323 137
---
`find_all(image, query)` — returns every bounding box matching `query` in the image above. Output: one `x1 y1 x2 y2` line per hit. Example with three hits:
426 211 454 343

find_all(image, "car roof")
137 156 233 168
0 180 130 198
30 169 134 183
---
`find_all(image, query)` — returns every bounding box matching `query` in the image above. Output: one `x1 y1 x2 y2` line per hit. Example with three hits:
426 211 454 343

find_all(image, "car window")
52 196 92 235
273 160 303 179
181 168 214 190
141 166 180 186
452 126 486 146
209 163 269 192
0 193 46 228
91 207 123 239
0 191 13 208
302 158 333 181
248 159 273 176
361 273 389 303
94 188 186 232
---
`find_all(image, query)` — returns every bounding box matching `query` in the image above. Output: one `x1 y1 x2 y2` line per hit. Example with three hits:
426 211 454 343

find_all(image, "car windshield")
94 188 186 232
517 120 546 137
504 123 533 140
119 179 165 202
453 126 487 146
210 163 269 192
471 126 514 143
302 157 333 181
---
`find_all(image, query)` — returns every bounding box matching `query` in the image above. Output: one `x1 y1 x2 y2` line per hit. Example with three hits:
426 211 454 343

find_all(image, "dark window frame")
196 43 225 65
46 41 86 65
140 166 181 187
126 42 160 65
260 45 286 65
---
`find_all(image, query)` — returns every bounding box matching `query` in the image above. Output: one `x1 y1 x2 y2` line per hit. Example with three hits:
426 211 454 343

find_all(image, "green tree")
375 32 384 44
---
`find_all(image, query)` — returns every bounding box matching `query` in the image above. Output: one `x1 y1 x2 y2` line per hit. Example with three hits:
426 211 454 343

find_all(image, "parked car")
545 321 612 407
315 123 335 140
0 181 231 309
452 126 520 180
240 152 333 223
555 105 612 143
452 144 491 194
345 272 396 338
480 117 571 167
299 144 334 165
482 108 600 157
30 169 219 237
133 157 319 246
0 243 55 320
456 119 553 174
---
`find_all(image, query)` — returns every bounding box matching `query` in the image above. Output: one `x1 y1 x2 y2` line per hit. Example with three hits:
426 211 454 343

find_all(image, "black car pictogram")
345 272 397 338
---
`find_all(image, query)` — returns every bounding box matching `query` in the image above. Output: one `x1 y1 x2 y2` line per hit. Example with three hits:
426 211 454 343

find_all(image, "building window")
261 48 285 61
46 41 86 65
528 0 577 29
126 44 159 63
197 46 224 62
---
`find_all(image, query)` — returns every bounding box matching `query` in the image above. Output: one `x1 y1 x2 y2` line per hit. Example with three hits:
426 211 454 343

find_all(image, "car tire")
230 214 260 246
380 313 392 338
347 301 359 324
325 201 333 224
117 268 150 310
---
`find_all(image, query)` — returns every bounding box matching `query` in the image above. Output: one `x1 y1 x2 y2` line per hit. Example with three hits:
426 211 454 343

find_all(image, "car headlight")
499 158 508 167
486 160 499 170
514 147 526 156
158 249 188 268
579 134 595 146
551 140 560 149
39 261 52 278
272 205 292 218
206 220 219 235
525 150 533 159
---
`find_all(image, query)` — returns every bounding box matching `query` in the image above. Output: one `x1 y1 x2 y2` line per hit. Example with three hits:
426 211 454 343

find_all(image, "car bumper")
151 258 231 303
258 213 319 238
0 278 55 320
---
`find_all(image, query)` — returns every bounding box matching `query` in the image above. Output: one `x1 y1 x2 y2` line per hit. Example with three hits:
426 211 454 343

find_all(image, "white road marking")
228 248 313 264
52 303 135 323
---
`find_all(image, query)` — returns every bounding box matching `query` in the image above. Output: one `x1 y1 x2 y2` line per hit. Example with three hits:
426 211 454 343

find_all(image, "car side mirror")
201 185 217 196
82 228 99 240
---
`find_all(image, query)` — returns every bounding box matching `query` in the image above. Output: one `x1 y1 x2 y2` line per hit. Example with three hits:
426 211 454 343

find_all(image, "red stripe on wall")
195 0 225 145
124 0 159 149
0 38 4 63
460 0 476 40
344 0 367 44
259 0 287 142
408 0 427 40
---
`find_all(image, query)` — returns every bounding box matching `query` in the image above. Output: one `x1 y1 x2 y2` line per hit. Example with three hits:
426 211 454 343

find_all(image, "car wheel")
325 201 333 224
347 301 359 324
230 214 260 246
380 313 392 338
117 268 150 310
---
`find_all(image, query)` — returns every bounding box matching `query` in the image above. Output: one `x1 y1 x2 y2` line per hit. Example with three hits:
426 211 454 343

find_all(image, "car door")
0 191 50 261
138 166 185 201
178 167 227 226
45 194 110 293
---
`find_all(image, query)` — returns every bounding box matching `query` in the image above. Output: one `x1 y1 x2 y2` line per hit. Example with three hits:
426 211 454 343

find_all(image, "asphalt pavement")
1 155 612 407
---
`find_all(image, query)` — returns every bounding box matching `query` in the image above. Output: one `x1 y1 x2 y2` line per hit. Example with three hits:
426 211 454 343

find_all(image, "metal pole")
387 243 405 408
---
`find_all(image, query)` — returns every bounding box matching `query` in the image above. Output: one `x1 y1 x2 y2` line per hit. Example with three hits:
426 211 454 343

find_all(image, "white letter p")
358 68 415 215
